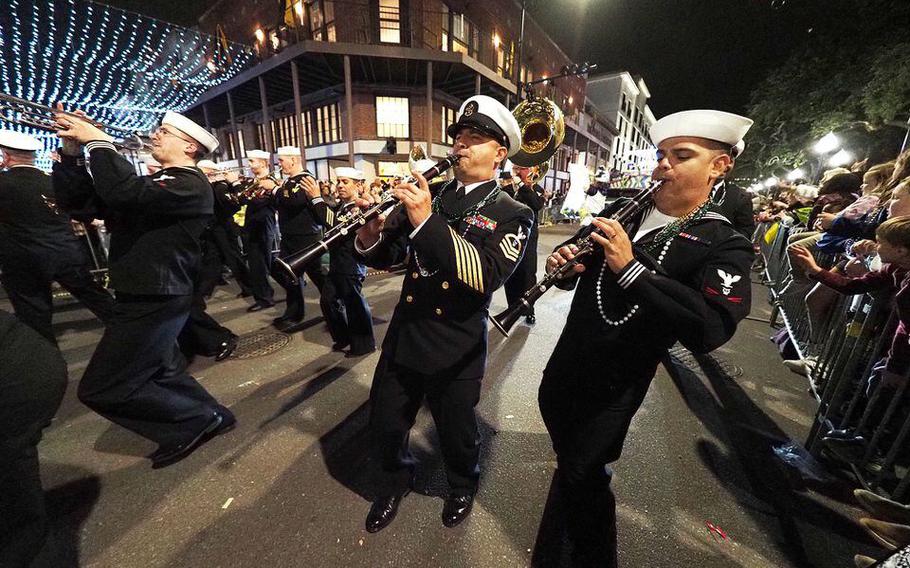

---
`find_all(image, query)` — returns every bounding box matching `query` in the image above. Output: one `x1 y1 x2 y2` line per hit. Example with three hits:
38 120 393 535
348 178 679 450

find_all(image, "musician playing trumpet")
538 110 755 566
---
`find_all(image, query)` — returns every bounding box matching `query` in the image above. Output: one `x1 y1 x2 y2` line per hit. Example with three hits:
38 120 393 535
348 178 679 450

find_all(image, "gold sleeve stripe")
448 227 484 293
326 209 335 226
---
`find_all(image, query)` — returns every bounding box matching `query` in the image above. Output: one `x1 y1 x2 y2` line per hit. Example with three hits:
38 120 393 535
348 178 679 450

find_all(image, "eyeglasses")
152 126 195 144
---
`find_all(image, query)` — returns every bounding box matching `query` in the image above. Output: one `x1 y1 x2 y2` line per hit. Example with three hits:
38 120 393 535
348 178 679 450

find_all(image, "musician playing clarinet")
354 95 533 533
539 110 755 566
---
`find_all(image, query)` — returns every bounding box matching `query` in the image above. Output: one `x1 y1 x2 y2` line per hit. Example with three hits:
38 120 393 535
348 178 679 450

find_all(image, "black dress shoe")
332 341 351 352
347 347 376 358
823 435 867 463
525 314 536 325
441 494 474 528
215 335 239 361
150 413 224 468
365 493 407 533
824 428 856 440
246 301 275 313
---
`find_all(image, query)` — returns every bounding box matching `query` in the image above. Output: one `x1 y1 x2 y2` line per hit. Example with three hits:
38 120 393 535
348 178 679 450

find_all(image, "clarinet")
490 179 665 337
272 155 460 285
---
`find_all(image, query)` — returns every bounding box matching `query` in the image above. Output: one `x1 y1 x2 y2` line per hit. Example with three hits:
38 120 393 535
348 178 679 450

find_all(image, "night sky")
100 0 825 118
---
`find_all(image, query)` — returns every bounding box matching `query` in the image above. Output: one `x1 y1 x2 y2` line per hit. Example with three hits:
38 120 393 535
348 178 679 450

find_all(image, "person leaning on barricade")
51 107 235 468
791 216 910 466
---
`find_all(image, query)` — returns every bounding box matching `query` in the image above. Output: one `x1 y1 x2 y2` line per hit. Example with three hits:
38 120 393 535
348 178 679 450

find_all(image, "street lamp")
813 132 840 154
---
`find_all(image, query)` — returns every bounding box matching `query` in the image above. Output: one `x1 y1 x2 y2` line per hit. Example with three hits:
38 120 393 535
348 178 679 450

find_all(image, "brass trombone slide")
0 92 151 151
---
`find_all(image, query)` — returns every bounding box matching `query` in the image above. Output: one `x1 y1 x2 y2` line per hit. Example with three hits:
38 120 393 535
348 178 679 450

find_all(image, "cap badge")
463 101 478 117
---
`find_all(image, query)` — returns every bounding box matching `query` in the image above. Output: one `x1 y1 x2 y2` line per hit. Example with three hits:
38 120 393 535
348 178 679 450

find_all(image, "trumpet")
273 154 461 285
0 92 151 151
490 179 665 337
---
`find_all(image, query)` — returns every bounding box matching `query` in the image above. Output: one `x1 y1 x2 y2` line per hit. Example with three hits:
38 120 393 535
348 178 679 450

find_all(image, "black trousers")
538 347 658 567
278 234 331 324
368 352 482 497
2 254 115 344
77 293 222 448
323 272 375 352
204 224 253 297
0 313 67 568
178 293 235 357
504 228 539 316
243 229 275 304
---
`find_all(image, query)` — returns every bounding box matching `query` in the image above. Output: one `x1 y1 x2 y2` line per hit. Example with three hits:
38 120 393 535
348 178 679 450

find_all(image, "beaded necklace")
595 199 711 327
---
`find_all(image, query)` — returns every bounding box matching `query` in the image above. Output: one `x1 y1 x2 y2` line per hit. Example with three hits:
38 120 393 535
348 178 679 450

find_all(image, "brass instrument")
272 154 461 285
490 180 665 337
0 92 151 151
510 96 565 168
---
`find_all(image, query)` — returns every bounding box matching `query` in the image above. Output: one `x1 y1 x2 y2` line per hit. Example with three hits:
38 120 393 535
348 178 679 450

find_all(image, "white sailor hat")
196 159 219 170
446 95 522 158
162 111 219 154
649 110 753 154
0 130 42 152
334 166 365 181
276 146 301 157
246 149 271 160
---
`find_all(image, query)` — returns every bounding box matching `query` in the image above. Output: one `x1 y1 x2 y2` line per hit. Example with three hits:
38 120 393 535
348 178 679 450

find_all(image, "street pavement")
15 224 886 567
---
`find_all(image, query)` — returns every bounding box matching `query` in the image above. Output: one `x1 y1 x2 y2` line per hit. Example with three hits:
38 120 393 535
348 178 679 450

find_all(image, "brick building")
184 0 616 192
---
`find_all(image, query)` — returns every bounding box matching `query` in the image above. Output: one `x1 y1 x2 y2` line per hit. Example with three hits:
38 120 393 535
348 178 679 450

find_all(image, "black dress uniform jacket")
52 145 213 295
275 172 325 237
359 179 534 379
504 181 545 305
0 166 83 257
326 201 367 277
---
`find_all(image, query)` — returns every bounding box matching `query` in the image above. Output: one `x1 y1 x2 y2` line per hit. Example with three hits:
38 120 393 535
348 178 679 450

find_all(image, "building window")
441 106 457 144
379 0 401 44
306 0 335 42
301 112 313 146
450 13 474 56
376 96 409 139
226 129 246 160
313 102 342 145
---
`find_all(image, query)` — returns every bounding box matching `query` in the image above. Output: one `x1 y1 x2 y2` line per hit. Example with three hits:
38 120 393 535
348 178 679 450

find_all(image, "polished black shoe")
365 494 407 533
347 347 376 358
247 300 275 313
824 428 856 440
272 315 294 326
332 341 351 352
150 413 224 468
525 314 536 325
441 494 474 528
215 335 239 362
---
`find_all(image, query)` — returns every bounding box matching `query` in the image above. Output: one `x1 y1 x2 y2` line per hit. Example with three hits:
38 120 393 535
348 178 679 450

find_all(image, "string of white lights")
0 0 256 169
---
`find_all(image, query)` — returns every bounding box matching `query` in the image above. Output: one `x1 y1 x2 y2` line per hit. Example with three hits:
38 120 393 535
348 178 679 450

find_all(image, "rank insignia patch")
499 227 526 262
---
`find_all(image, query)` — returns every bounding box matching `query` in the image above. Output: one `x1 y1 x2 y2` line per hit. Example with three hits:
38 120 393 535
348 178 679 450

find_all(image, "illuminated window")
376 96 409 138
379 0 401 44
306 0 335 42
441 106 457 144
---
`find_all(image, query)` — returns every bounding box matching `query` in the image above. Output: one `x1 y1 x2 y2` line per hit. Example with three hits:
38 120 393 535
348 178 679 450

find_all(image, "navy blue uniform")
503 181 545 316
359 179 533 495
273 172 332 325
539 199 754 565
52 140 230 450
321 200 375 354
237 176 278 304
0 165 114 343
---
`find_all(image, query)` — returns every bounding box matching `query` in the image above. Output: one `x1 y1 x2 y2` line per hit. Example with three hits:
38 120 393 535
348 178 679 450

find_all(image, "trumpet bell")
510 97 565 168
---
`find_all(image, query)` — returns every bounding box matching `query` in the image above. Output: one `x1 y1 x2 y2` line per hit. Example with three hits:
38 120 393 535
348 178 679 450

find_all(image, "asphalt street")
13 224 886 567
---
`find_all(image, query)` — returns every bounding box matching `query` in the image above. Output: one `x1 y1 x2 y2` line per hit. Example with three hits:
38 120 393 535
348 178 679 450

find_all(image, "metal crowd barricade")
758 220 909 500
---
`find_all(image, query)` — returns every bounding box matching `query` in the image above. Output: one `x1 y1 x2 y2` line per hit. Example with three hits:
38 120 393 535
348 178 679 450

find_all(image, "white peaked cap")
276 146 301 157
649 110 753 151
334 166 365 180
162 111 219 153
196 159 218 170
447 95 522 158
0 130 42 151
246 149 271 160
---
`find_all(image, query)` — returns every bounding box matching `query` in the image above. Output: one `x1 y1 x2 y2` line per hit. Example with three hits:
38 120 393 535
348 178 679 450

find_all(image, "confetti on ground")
238 381 260 388
358 538 364 546
222 497 234 509
505 415 515 419
705 521 732 542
